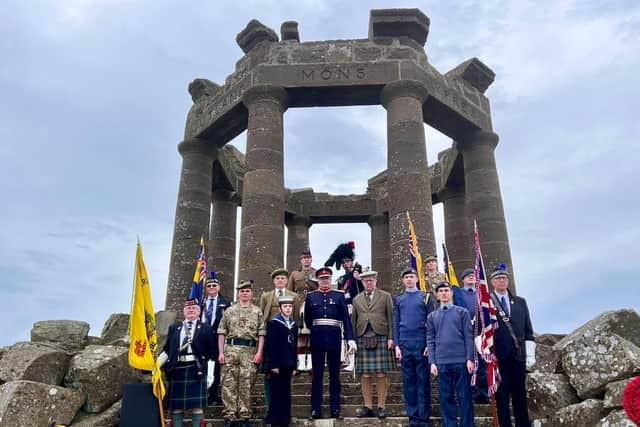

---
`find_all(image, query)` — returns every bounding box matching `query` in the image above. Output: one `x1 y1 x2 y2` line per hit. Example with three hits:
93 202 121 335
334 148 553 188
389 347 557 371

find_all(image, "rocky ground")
0 309 638 426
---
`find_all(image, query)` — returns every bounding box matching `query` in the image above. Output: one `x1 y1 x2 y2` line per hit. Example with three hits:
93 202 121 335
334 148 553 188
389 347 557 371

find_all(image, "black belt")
226 338 257 347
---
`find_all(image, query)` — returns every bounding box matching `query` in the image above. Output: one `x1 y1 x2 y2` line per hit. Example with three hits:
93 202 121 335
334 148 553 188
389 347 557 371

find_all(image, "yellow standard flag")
442 242 460 287
129 241 165 399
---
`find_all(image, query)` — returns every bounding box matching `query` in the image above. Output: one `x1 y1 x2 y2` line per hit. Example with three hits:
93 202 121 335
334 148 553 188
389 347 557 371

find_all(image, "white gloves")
348 340 357 353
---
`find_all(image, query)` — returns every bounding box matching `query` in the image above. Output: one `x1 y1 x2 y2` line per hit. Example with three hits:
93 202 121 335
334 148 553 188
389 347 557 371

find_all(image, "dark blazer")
264 317 298 371
493 292 534 362
351 289 394 338
201 294 231 333
162 320 215 374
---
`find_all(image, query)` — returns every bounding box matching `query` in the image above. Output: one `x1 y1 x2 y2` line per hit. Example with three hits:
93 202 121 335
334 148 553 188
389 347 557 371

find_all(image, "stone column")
368 214 392 294
166 138 216 313
456 131 516 292
238 85 288 296
440 186 474 277
381 80 436 289
286 215 311 272
208 189 237 298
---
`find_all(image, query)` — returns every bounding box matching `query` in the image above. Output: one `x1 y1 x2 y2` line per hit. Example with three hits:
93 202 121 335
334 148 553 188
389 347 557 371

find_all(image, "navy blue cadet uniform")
304 267 354 418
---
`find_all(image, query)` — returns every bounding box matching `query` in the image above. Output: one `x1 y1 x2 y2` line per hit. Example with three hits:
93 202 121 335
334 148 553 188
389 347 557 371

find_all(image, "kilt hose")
355 335 396 374
167 361 207 410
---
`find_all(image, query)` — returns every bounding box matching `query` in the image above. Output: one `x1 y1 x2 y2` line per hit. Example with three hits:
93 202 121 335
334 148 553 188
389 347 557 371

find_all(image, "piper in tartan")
351 270 395 419
162 298 215 427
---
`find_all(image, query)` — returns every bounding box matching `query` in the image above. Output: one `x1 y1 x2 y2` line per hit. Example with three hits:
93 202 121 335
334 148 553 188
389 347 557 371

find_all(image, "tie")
181 321 193 350
366 292 372 304
467 288 474 292
206 298 214 325
278 289 283 298
500 296 510 316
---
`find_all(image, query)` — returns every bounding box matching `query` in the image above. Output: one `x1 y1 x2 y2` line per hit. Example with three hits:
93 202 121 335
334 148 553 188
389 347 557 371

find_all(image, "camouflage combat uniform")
217 303 266 421
425 271 446 295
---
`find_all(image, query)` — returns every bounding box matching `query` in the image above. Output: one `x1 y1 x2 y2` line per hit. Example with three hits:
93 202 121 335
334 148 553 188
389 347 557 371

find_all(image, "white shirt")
179 320 195 353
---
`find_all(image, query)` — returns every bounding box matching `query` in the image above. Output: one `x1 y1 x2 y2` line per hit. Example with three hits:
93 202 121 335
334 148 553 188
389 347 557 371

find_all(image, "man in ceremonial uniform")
393 268 437 427
351 270 395 419
287 248 317 371
304 266 356 419
163 298 216 427
264 295 298 427
218 280 266 427
490 266 534 427
427 281 475 427
456 267 490 403
201 272 231 405
424 255 446 295
259 268 299 404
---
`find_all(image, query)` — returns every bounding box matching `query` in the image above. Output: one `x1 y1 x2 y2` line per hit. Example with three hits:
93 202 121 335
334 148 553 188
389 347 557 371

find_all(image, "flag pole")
155 375 165 427
491 395 498 427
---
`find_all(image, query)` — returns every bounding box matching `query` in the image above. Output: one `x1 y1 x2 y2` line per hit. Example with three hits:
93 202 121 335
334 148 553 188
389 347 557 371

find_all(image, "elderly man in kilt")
162 297 216 427
218 280 266 427
351 270 395 418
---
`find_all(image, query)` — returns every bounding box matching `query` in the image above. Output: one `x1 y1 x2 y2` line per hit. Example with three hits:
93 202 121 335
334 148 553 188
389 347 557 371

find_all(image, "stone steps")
203 403 494 418
184 417 499 427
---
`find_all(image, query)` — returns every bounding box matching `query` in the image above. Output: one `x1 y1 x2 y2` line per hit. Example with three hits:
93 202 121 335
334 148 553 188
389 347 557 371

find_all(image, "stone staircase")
186 369 497 426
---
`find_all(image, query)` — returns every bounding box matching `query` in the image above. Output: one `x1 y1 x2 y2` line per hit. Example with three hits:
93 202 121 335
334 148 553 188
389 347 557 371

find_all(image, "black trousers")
496 358 530 427
311 348 342 413
265 367 294 425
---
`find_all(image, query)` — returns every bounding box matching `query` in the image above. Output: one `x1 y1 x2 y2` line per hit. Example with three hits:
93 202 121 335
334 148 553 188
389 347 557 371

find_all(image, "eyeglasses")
206 284 219 288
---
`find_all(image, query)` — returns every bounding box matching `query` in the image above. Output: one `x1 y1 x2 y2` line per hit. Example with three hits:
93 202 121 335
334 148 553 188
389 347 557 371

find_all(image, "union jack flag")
188 237 207 305
473 220 501 396
407 212 426 292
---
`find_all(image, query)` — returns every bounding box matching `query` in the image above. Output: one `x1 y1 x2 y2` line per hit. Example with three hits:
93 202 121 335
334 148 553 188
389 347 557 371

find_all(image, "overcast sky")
2 0 639 346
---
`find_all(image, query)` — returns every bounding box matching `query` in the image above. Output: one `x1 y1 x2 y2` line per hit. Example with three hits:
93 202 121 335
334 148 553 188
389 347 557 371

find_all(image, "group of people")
160 247 534 427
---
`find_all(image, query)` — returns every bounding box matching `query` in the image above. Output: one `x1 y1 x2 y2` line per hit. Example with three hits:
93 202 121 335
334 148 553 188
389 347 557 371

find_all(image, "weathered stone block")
532 343 562 373
527 372 579 420
535 333 567 346
70 399 121 427
156 310 177 350
604 376 638 409
554 309 640 351
369 9 430 46
64 345 142 413
100 313 130 345
445 58 495 93
595 409 636 426
31 320 90 351
0 380 85 426
281 21 299 42
236 19 278 54
562 333 640 398
551 399 606 426
0 341 70 386
188 78 221 102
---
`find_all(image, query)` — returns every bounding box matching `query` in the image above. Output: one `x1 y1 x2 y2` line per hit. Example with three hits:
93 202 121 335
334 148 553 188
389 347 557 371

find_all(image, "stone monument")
166 8 514 311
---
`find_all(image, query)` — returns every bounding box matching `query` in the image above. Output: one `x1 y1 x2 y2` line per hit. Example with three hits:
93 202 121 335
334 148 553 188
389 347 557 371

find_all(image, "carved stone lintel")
241 85 288 111
445 58 496 94
187 78 221 103
380 79 429 107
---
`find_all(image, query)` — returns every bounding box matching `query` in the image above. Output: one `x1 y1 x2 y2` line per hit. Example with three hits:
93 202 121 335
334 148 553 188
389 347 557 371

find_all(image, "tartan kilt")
355 335 396 373
167 362 207 410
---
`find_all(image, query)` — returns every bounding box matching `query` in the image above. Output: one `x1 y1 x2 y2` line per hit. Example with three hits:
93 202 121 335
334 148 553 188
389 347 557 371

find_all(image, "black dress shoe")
357 407 374 417
311 410 321 419
330 410 340 418
377 407 387 418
